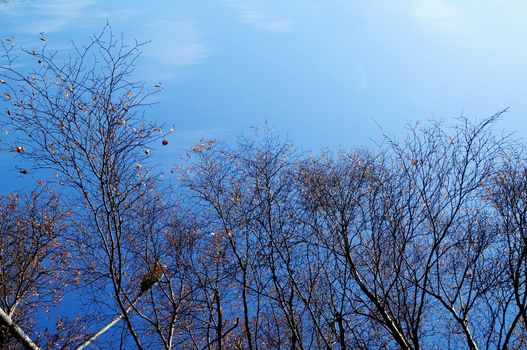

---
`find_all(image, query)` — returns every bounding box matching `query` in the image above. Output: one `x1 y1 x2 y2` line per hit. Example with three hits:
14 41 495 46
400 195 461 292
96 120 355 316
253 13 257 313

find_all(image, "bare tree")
0 189 74 349
295 114 507 350
485 143 527 350
181 129 314 349
382 115 503 350
0 25 169 349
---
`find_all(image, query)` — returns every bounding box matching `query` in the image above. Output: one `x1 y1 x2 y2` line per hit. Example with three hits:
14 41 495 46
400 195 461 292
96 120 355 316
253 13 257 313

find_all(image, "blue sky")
1 0 526 188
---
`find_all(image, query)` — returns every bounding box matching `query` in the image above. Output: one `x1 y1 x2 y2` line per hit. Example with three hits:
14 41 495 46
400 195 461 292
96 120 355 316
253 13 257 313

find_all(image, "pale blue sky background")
1 0 526 189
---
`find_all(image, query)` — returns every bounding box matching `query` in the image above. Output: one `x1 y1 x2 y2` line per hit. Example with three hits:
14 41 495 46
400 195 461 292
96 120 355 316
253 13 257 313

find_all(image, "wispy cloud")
2 2 209 81
131 18 209 82
223 0 292 33
410 0 466 34
0 0 30 9
142 19 208 68
14 0 94 34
